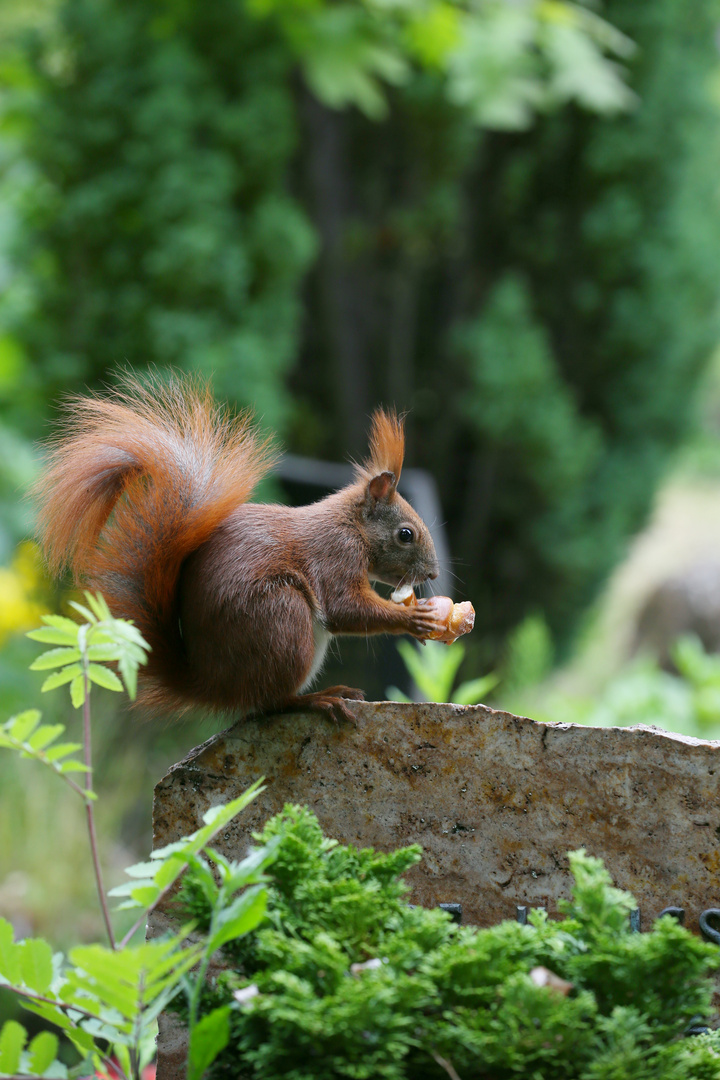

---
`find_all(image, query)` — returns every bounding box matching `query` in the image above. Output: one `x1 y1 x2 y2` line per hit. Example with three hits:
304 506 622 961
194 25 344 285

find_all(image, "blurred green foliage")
0 0 318 434
441 1 720 649
0 0 678 661
387 639 498 705
0 0 631 433
525 634 720 741
499 612 556 698
391 617 720 744
0 614 213 946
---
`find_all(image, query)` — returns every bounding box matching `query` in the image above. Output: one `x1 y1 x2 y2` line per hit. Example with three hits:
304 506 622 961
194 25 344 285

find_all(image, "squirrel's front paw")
407 598 453 641
407 596 475 643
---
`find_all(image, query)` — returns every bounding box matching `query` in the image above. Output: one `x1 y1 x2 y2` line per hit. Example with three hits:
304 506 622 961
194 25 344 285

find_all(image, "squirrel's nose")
427 570 438 580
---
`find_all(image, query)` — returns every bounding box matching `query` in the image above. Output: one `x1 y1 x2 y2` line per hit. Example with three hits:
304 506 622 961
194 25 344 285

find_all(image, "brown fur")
35 377 442 721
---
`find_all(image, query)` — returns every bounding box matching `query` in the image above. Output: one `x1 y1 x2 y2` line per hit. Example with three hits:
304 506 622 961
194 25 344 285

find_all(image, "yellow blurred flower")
0 541 48 646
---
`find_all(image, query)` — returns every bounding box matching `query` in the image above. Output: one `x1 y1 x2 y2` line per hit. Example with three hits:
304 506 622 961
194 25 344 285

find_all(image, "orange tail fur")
34 372 276 708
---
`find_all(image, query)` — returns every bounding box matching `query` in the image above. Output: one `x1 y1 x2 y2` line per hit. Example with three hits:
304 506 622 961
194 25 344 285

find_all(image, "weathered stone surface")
151 701 720 1078
153 701 720 929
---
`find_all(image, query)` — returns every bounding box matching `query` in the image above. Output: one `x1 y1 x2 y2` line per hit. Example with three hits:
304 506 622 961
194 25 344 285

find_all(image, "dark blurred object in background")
635 561 720 671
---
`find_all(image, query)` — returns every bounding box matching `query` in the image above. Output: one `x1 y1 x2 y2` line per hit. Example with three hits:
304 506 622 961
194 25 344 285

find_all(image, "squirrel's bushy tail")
34 372 275 709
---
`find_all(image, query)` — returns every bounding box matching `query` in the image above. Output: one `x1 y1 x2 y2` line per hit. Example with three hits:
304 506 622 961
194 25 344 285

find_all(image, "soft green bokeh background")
1 0 720 947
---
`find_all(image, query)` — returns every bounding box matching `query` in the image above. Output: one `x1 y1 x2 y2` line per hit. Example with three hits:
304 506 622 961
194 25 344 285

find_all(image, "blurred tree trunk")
301 93 369 458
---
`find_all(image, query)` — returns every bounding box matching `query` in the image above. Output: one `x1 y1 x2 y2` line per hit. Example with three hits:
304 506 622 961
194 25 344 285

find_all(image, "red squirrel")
34 374 449 722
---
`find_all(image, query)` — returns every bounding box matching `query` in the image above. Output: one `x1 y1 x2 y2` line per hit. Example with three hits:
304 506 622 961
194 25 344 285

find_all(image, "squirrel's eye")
397 527 415 544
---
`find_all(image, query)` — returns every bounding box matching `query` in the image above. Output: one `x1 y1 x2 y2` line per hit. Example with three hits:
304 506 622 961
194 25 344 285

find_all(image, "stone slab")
152 702 720 935
152 702 720 1078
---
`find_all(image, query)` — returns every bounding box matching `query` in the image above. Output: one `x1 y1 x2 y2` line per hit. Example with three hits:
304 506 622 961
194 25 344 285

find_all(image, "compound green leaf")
86 644 121 662
208 886 267 953
87 664 123 692
44 742 82 762
120 861 157 879
6 710 42 742
59 760 92 776
42 615 80 634
27 1030 60 1075
125 886 158 909
18 938 54 994
0 918 21 984
19 1001 96 1056
84 593 112 621
27 725 66 753
70 674 86 709
118 657 138 700
68 601 95 623
29 648 81 671
27 616 78 645
41 666 81 693
0 1019 27 1076
452 673 500 705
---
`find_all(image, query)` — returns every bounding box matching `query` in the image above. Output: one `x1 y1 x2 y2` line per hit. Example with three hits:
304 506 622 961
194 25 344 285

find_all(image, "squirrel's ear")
367 470 397 503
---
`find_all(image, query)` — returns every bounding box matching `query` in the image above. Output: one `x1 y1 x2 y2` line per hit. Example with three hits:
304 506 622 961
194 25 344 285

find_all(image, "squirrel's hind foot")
280 689 361 725
319 685 365 701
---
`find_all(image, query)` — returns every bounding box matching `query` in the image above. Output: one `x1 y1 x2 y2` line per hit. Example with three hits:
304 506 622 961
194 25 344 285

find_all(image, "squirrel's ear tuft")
355 408 404 485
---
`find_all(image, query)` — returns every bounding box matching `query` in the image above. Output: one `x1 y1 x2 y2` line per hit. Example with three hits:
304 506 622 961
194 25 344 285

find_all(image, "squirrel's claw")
407 607 448 640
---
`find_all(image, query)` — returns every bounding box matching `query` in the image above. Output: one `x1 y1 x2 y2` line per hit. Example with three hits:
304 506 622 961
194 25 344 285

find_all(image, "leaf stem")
130 972 145 1080
188 949 212 1035
2 733 89 799
7 984 130 1080
7 984 131 1080
187 895 225 1042
55 770 88 800
82 660 116 950
7 982 108 1022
